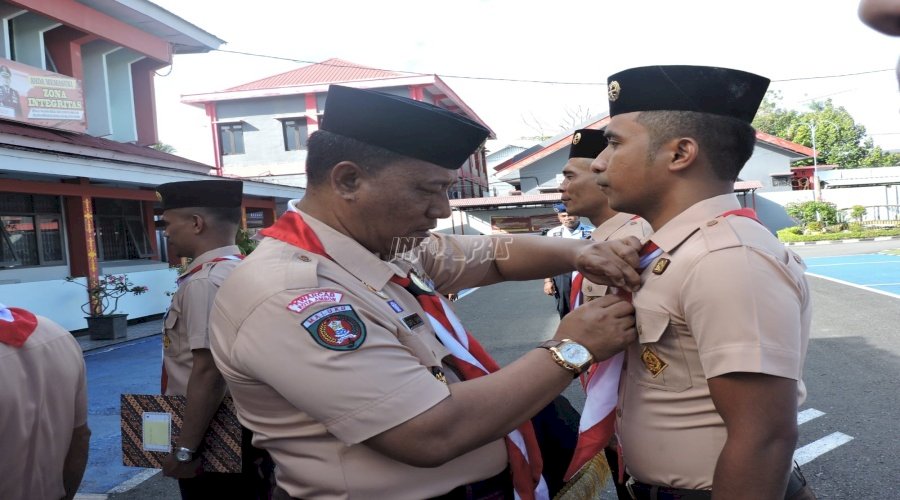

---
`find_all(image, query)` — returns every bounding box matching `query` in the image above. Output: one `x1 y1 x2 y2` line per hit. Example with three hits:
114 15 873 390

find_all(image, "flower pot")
86 314 128 340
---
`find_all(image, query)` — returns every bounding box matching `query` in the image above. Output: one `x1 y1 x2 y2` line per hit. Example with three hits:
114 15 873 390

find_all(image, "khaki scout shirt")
581 212 653 302
617 194 811 489
163 245 242 396
0 316 88 500
209 209 507 500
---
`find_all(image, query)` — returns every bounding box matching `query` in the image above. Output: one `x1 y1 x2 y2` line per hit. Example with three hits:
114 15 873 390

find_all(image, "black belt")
626 464 809 500
428 467 513 500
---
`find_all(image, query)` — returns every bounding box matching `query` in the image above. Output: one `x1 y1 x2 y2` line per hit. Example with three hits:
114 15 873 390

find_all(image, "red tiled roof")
0 120 211 170
755 131 815 157
226 58 406 91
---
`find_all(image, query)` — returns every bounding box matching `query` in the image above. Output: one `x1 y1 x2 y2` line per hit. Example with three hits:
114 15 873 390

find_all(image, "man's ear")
191 214 206 235
329 161 368 201
667 137 699 173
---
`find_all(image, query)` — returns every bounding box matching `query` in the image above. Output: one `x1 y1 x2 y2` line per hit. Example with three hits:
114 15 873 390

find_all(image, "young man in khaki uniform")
158 180 270 499
0 304 90 500
592 65 814 499
209 84 644 500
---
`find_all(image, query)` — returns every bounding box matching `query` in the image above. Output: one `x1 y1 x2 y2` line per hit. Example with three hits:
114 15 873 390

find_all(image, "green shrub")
848 222 863 232
806 221 823 232
785 200 839 226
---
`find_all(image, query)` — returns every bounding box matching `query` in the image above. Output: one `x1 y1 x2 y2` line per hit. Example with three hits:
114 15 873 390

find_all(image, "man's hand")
575 238 642 292
543 279 556 296
555 294 636 361
162 452 202 479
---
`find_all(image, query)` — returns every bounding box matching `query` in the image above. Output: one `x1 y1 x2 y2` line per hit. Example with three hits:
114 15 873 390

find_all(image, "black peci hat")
321 85 490 169
156 180 243 211
568 129 608 159
606 65 770 123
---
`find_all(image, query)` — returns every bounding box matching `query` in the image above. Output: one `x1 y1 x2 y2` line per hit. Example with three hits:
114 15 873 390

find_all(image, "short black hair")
636 110 757 181
306 129 407 185
195 206 242 227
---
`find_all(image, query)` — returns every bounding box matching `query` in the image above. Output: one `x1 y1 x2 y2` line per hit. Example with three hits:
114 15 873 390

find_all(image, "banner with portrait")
0 57 86 133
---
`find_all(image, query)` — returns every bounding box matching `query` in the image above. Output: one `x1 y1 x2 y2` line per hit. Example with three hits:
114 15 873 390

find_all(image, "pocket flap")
635 307 669 344
164 310 178 329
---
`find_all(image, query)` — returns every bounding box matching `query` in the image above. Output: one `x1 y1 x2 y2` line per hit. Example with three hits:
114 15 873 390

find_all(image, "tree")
752 92 900 168
149 142 176 154
785 200 839 226
850 205 867 222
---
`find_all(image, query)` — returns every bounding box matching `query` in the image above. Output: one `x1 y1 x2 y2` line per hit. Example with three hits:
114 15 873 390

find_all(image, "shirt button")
706 220 718 227
793 254 802 263
586 285 593 292
299 255 311 262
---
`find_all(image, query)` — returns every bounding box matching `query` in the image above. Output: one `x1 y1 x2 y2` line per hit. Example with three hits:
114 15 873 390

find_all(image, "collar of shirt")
562 223 592 238
177 244 242 280
286 201 405 291
591 212 636 241
648 193 741 254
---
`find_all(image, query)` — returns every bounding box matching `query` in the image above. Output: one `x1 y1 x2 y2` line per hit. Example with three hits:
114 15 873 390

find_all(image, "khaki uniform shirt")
0 316 88 500
163 245 242 396
617 194 811 489
581 212 653 301
209 209 507 500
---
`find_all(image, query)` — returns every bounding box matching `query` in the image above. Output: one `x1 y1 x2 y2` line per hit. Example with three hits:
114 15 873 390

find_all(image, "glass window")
93 199 153 261
218 123 245 155
0 194 65 268
282 118 308 151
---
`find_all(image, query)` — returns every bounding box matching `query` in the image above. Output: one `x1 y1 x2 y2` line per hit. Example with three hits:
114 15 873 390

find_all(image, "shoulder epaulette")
698 216 742 252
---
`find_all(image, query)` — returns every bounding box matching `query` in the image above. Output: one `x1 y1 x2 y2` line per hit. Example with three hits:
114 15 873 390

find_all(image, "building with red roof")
182 58 495 198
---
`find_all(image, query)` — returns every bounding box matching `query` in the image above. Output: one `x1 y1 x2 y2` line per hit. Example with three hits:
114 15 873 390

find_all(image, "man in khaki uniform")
209 84 644 500
592 65 814 499
558 128 652 498
158 180 270 499
0 304 90 500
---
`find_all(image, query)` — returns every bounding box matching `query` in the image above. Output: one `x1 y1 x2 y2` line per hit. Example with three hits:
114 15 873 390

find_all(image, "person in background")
544 203 594 318
0 304 90 500
592 65 814 499
157 180 272 499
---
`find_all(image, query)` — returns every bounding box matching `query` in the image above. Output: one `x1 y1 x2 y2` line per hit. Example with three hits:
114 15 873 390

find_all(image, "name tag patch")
388 300 404 313
302 305 366 351
287 290 344 314
402 313 425 329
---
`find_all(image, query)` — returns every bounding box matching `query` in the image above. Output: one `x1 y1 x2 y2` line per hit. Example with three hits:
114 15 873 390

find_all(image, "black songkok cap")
321 85 490 169
606 65 770 123
156 180 243 210
568 129 608 159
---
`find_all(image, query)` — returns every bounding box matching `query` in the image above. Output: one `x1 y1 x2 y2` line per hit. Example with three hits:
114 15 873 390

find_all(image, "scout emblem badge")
641 346 668 377
302 305 367 351
652 258 670 275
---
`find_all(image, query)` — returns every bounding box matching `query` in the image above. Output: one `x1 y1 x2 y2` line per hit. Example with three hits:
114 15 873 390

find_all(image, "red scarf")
0 307 39 347
262 211 547 499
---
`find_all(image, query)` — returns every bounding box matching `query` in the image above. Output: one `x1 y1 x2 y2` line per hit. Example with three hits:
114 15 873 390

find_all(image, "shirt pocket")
163 309 180 353
630 307 692 393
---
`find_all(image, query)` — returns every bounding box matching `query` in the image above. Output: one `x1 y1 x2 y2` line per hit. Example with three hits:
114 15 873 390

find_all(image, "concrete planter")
86 314 128 340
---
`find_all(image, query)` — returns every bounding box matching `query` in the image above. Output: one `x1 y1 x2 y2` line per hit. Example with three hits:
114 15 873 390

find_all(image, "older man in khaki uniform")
158 180 270 499
592 65 814 500
209 84 644 500
0 304 90 500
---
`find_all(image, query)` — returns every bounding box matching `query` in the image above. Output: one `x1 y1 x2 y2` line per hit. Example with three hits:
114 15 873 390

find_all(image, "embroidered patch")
287 291 344 314
163 333 171 349
388 300 404 313
652 258 670 275
302 305 366 351
641 346 668 377
402 313 425 329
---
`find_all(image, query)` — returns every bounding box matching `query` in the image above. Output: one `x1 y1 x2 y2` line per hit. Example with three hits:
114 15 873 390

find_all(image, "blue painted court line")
804 254 900 299
81 336 161 494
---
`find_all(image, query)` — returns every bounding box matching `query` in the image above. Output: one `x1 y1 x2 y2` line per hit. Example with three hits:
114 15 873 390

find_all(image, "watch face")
176 449 192 462
560 342 592 366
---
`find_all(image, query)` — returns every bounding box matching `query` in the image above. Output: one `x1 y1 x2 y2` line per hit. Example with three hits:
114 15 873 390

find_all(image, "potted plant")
65 274 149 340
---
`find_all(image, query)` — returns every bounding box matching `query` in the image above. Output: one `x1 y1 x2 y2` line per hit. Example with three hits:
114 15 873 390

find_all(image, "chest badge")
652 258 671 275
163 333 171 349
365 284 389 300
641 346 668 377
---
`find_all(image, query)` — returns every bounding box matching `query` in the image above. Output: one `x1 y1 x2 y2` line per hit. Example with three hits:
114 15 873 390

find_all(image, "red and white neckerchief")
161 253 245 393
176 254 244 286
0 303 38 347
564 207 763 481
568 215 643 309
260 206 549 500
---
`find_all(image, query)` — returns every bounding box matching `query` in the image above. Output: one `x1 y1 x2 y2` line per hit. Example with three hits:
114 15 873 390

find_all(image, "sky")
150 0 900 166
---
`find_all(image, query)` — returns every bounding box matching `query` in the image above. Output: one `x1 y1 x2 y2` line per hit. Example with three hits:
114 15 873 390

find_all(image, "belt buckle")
625 476 637 499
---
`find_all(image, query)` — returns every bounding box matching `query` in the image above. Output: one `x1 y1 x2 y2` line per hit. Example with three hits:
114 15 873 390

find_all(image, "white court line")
806 273 900 300
793 432 854 466
455 287 480 300
106 469 160 493
797 408 825 425
863 282 900 286
806 260 900 268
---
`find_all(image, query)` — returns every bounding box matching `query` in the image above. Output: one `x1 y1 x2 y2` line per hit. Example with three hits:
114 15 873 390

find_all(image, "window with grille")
281 118 308 151
0 194 65 268
93 198 153 261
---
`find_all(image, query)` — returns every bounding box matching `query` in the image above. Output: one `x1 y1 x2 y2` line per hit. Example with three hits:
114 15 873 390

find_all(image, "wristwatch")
175 446 195 463
539 339 593 377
